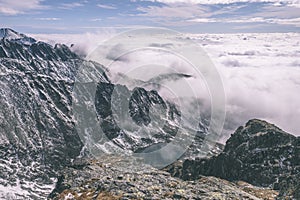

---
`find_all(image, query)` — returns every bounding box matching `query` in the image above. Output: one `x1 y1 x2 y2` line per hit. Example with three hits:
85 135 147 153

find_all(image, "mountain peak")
0 28 36 45
224 119 293 151
0 28 23 39
0 28 80 62
244 118 283 135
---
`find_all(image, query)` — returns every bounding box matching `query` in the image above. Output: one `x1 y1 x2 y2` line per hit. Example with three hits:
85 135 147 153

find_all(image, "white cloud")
97 4 117 9
94 31 300 139
90 18 102 22
195 17 266 24
35 17 61 21
59 2 84 9
140 0 300 7
86 31 300 139
258 4 300 18
270 17 300 27
187 18 217 23
135 1 300 28
30 30 117 56
193 32 300 136
0 0 46 15
188 16 300 27
136 3 244 20
137 4 209 19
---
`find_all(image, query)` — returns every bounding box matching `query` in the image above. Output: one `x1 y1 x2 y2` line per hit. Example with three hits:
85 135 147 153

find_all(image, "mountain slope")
0 28 110 199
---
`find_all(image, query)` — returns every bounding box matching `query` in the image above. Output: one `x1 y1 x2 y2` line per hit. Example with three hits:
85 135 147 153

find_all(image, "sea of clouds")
32 31 300 142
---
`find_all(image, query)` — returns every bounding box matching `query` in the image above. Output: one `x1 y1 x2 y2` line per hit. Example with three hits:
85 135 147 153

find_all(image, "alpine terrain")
0 28 299 200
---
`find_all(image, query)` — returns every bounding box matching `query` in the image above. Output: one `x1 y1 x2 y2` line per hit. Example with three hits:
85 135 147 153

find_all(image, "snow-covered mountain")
0 28 109 199
0 29 77 199
2 28 299 199
0 28 36 46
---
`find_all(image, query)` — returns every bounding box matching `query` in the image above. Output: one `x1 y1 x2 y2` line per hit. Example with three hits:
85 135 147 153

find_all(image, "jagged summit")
224 118 294 153
0 28 36 45
244 119 283 134
0 28 79 63
0 28 22 39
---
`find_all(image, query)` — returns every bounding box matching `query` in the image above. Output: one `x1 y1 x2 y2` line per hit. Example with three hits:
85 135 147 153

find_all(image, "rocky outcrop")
167 119 300 199
94 82 182 152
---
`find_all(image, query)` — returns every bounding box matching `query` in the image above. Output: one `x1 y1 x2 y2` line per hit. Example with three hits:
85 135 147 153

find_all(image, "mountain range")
0 28 299 199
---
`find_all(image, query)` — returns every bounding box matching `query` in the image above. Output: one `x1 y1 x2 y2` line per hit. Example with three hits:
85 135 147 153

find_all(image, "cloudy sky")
1 0 300 33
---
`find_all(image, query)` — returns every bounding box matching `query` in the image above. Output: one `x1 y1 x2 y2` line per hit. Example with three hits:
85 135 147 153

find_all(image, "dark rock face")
94 81 182 152
129 88 167 126
171 119 300 198
93 81 222 160
93 80 221 160
95 82 122 140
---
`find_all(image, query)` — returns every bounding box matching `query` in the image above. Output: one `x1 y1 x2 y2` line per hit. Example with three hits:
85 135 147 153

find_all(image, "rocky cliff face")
0 28 110 199
0 29 144 198
168 119 300 199
94 82 182 152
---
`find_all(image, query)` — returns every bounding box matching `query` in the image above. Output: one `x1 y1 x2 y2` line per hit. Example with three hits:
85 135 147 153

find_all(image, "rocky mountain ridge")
0 28 220 199
0 28 92 198
166 119 300 199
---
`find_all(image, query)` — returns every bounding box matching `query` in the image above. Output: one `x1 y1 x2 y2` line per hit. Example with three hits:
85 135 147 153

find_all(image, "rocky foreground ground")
49 156 278 200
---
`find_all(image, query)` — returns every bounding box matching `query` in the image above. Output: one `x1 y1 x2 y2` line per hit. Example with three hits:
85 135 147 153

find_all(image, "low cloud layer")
197 33 300 137
31 30 117 57
33 31 300 141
